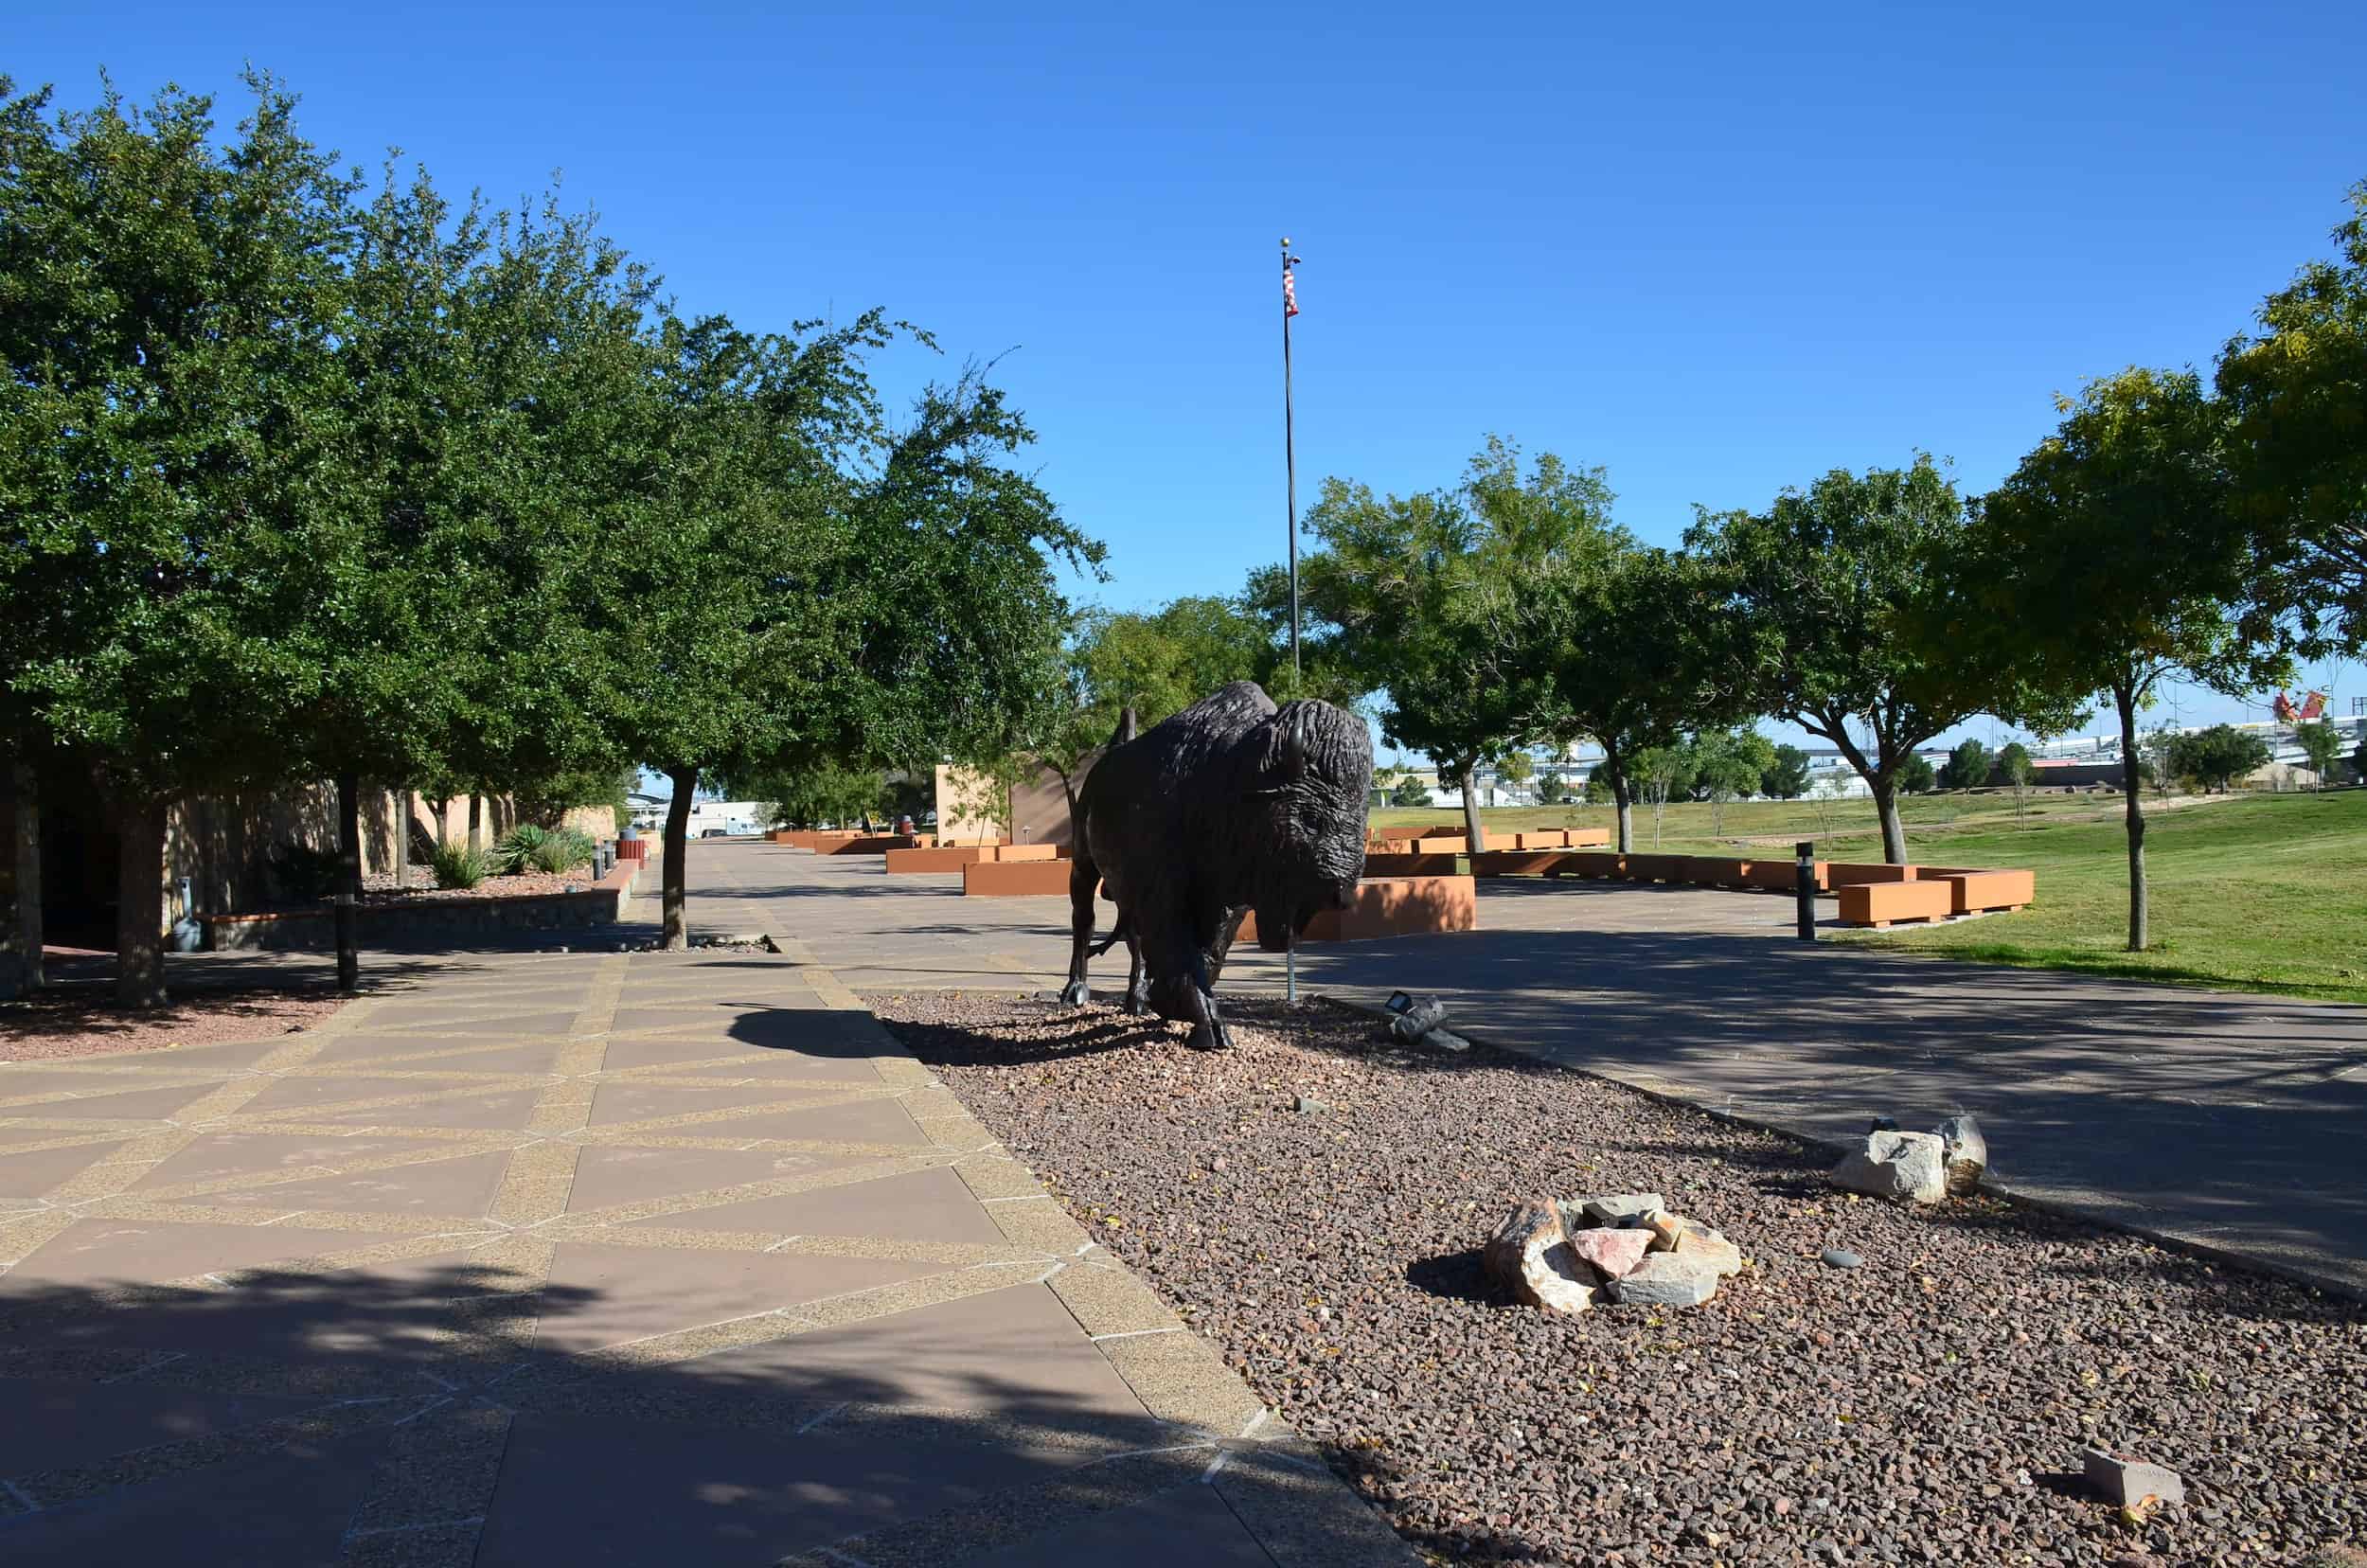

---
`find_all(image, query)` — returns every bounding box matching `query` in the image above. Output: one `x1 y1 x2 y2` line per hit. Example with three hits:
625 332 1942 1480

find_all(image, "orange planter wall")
961 859 1080 896
821 834 917 856
1361 851 1459 877
1556 851 1627 878
1836 880 1953 927
1237 875 1477 943
885 846 990 873
992 843 1060 862
1826 863 1915 886
1918 868 2037 915
1468 850 1569 877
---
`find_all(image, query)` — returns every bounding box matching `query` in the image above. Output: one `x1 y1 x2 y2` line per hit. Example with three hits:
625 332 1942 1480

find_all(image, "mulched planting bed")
1 983 347 1061
867 991 2367 1567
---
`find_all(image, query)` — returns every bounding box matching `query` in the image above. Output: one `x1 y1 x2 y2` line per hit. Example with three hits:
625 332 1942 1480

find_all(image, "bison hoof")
1123 986 1151 1016
1058 980 1091 1007
1185 1021 1234 1052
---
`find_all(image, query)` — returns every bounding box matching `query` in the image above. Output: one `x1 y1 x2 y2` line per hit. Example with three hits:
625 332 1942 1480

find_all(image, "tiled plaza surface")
0 937 1414 1564
703 841 2367 1299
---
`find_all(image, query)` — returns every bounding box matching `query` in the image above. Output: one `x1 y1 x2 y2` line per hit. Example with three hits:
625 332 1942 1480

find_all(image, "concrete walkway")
0 923 1411 1562
707 842 2367 1298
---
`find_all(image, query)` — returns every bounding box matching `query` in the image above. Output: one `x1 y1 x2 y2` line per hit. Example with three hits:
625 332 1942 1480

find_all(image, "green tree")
2218 180 2367 653
1692 457 2077 864
1997 740 2038 826
1898 753 1937 794
0 76 356 1005
1688 726 1776 834
2295 718 2343 786
1968 368 2288 951
2167 724 2272 793
1939 739 1996 792
1539 547 1746 851
1632 742 1697 846
1388 774 1434 809
1295 438 1618 850
1760 743 1812 801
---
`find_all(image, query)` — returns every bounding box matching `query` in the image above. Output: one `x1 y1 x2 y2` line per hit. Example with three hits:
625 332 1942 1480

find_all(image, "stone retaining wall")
202 862 639 951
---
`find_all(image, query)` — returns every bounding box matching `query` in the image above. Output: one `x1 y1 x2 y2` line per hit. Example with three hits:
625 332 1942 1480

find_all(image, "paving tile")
662 1096 931 1147
600 1039 884 1082
584 1081 858 1128
533 1242 939 1354
472 1411 1078 1568
0 1426 391 1566
264 1087 546 1131
0 1140 125 1198
565 1145 875 1215
0 1376 322 1475
130 1131 480 1189
306 1037 568 1074
961 1479 1276 1567
165 1149 512 1220
686 1282 1149 1419
628 1166 1006 1246
367 1007 579 1036
0 1080 222 1122
1 1219 413 1289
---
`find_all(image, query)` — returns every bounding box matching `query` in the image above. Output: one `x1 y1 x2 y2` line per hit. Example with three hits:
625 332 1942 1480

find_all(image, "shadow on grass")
1845 937 2367 1006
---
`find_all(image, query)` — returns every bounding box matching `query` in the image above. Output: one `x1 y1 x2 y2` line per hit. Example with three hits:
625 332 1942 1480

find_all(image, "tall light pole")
1282 238 1301 679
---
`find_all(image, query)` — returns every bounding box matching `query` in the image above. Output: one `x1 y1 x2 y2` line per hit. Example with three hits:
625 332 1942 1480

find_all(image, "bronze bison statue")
1058 682 1373 1050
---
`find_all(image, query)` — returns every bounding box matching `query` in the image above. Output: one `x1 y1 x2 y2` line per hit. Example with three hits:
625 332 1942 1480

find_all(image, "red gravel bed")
867 991 2367 1567
1 985 347 1061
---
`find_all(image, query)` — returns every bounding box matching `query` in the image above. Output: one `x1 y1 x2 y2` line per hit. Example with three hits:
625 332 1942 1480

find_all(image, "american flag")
1283 255 1302 317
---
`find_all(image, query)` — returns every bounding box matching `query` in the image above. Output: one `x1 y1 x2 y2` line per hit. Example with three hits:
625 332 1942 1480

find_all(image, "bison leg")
1058 856 1101 1007
1123 933 1150 1015
1181 948 1233 1052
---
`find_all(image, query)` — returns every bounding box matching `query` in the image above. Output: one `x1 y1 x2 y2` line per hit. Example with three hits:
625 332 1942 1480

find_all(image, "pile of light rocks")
1484 1192 1743 1313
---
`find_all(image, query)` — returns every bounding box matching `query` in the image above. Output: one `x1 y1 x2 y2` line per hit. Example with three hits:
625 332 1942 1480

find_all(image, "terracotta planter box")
885 846 989 873
961 859 1080 897
1553 851 1626 879
992 843 1060 862
1511 830 1569 849
1361 851 1459 877
1564 828 1611 847
1415 826 1467 840
1739 859 1828 893
1237 875 1477 943
1685 857 1754 887
1826 863 1916 886
1919 868 2037 915
1469 850 1568 877
1621 853 1684 882
820 834 917 856
1411 836 1468 854
1836 880 1953 928
615 839 648 862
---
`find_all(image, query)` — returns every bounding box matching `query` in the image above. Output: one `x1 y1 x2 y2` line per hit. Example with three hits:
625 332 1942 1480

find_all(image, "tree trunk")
662 765 697 951
334 773 363 993
2116 683 2147 953
425 794 451 847
6 757 42 995
116 795 168 1008
396 788 412 886
467 793 483 851
1871 775 1907 864
1611 779 1634 853
1459 763 1486 851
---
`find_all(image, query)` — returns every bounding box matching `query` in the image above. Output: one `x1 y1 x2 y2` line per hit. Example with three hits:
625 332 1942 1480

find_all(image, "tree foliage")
2218 181 2367 653
2167 724 2272 793
1967 368 2288 949
2295 718 2343 785
1940 738 1995 791
1760 743 1812 800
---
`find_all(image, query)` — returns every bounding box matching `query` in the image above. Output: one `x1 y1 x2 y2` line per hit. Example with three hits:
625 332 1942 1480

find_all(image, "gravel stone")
1936 1113 1989 1196
2083 1446 2187 1508
1605 1249 1724 1307
868 990 2367 1567
1821 1247 1864 1270
1832 1129 1949 1203
1565 1225 1654 1281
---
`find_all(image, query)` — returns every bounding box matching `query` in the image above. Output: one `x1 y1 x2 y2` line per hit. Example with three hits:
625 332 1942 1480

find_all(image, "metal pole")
1795 840 1817 942
1282 238 1300 681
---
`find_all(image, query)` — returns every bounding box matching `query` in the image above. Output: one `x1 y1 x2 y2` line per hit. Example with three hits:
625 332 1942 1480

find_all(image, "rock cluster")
1483 1191 1743 1313
1830 1113 1986 1203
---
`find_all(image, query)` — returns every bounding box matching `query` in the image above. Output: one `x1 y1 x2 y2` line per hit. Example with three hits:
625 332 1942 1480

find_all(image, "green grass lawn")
1374 790 2367 1005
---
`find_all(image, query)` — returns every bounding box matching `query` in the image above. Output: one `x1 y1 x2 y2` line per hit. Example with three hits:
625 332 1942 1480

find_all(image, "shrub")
431 842 491 890
491 824 549 876
268 841 343 901
528 828 595 874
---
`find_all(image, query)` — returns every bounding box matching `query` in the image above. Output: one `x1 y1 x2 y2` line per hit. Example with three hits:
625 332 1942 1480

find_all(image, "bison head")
1238 698 1374 951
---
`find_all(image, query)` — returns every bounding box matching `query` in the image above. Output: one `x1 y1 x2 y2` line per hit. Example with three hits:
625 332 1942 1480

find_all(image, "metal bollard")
1795 840 1817 942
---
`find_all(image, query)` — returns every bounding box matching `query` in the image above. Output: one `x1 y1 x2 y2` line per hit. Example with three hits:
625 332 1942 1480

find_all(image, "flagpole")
1281 237 1300 1007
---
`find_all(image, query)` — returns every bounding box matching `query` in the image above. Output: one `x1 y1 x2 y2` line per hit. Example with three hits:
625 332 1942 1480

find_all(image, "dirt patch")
1 984 348 1062
868 990 2367 1566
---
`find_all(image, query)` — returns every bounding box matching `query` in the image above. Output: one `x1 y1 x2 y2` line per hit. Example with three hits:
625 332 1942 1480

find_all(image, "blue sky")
16 1 2365 757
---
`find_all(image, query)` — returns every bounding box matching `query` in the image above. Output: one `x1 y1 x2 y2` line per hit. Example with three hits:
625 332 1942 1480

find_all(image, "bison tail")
1110 705 1138 748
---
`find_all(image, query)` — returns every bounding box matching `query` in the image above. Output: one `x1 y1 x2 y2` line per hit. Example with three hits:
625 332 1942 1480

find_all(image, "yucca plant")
528 828 595 874
491 824 549 875
431 842 492 890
